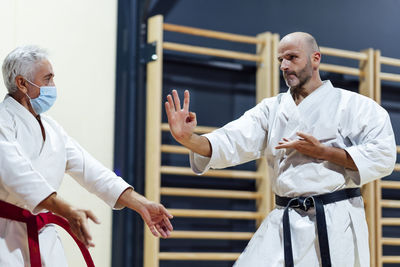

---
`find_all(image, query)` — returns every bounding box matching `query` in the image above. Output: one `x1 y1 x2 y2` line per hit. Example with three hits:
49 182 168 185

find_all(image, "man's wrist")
319 145 329 161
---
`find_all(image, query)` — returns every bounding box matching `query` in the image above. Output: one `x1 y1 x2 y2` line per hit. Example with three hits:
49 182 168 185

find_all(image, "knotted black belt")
275 187 361 267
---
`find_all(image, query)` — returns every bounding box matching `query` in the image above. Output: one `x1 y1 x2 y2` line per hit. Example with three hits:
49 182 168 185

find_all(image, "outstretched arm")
165 89 212 157
275 131 358 170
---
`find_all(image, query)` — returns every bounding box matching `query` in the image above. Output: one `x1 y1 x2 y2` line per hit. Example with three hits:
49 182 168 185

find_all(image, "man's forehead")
277 48 301 57
33 60 54 79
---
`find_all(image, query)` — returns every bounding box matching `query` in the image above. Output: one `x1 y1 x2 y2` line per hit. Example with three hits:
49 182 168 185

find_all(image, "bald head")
279 32 319 55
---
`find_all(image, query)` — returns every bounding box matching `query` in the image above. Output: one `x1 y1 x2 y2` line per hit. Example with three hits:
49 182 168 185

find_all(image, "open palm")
165 90 197 143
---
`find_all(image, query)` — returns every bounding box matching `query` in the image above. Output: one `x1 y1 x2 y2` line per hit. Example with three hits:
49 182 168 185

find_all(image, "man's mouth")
285 72 297 78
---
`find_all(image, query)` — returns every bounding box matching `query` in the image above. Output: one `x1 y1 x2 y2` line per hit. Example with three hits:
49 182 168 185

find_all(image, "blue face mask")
26 80 57 114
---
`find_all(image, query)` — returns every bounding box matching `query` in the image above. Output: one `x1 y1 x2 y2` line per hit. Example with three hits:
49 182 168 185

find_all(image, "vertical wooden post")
144 15 163 267
256 32 272 100
374 50 382 105
255 32 272 226
374 49 382 267
359 48 375 97
359 48 376 267
271 33 280 96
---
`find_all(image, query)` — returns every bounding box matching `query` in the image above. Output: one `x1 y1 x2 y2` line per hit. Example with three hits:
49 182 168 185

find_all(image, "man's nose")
280 60 289 71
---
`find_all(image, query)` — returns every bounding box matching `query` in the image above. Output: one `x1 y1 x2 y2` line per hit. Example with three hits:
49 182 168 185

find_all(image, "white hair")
2 45 48 94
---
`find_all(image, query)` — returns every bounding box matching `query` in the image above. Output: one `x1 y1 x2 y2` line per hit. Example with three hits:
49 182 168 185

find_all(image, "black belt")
275 188 361 267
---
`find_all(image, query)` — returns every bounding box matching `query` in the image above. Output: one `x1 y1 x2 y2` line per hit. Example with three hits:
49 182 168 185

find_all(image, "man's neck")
10 91 38 117
291 78 323 105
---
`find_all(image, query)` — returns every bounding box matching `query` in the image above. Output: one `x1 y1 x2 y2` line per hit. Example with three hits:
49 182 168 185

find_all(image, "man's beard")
284 60 313 91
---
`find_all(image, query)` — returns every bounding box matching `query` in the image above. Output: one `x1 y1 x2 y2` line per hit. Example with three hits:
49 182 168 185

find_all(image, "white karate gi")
190 81 396 267
0 95 131 266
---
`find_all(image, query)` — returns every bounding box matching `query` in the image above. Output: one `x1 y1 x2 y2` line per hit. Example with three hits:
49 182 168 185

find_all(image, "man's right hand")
37 193 100 248
165 90 212 157
165 89 197 144
65 207 100 248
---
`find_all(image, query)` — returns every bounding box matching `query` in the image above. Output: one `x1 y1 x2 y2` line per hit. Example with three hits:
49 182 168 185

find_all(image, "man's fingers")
73 226 85 244
172 90 181 111
165 102 172 119
188 111 196 122
80 221 93 244
183 90 190 111
86 210 100 224
148 225 159 237
155 223 168 238
74 225 90 247
166 94 175 112
163 216 174 232
275 140 298 149
296 131 311 141
160 205 173 219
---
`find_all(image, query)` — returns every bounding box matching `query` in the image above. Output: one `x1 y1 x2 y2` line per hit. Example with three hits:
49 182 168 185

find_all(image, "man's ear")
15 75 28 94
312 52 321 70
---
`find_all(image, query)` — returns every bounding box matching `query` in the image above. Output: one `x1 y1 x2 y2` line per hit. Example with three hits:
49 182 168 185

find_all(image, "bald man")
165 32 396 266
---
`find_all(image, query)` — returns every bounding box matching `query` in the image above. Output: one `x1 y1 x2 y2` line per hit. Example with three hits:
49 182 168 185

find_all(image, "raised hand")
165 90 197 144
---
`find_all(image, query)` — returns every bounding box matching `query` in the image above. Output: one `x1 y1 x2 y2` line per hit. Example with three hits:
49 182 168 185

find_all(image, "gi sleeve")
343 95 396 185
0 121 55 214
190 97 272 174
63 133 132 210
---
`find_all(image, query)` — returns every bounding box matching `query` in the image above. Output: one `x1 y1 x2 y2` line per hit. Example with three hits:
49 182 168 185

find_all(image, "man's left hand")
138 200 173 238
275 131 326 159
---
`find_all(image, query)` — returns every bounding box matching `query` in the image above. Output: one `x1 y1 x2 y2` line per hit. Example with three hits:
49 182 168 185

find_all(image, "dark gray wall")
163 0 400 58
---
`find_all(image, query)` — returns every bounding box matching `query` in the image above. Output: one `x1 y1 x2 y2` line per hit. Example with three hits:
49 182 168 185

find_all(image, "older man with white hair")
0 45 173 266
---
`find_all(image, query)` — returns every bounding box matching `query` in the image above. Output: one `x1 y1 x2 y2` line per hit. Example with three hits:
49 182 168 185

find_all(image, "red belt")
0 200 95 267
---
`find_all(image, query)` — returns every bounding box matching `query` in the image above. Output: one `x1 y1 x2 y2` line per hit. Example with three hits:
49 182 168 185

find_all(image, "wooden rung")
382 237 400 246
381 218 400 226
381 200 400 209
381 180 400 189
382 256 400 263
163 42 263 62
161 123 217 134
319 63 362 76
380 56 400 67
161 187 262 199
169 230 253 240
395 163 400 172
163 23 263 45
380 72 400 83
168 209 263 219
161 145 189 154
159 252 240 261
320 47 368 60
161 166 261 179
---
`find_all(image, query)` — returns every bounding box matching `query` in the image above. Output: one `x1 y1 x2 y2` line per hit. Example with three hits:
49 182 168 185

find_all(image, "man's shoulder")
0 101 14 124
259 94 283 105
336 87 386 114
337 88 377 104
